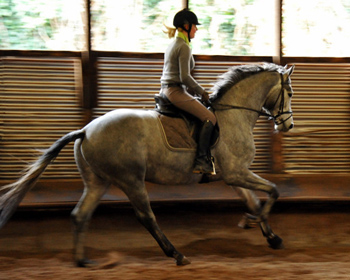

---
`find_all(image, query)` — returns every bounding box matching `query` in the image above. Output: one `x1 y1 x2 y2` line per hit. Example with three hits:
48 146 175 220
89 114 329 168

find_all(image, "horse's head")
210 63 295 132
264 65 295 132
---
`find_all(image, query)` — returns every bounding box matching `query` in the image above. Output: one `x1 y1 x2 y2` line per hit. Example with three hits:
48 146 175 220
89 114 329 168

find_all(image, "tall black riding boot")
193 120 216 175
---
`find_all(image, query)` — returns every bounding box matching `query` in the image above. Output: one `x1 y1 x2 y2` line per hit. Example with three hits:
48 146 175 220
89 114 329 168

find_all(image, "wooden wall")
1 52 350 205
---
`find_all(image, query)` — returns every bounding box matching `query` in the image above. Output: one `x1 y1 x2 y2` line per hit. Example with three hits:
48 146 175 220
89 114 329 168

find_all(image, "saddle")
154 94 219 150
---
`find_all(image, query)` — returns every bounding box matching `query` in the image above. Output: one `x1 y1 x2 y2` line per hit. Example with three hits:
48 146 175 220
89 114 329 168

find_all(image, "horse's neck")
220 72 279 109
215 72 280 129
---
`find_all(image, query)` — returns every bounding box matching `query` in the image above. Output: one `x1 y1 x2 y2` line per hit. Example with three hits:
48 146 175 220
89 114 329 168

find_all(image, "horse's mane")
210 63 285 102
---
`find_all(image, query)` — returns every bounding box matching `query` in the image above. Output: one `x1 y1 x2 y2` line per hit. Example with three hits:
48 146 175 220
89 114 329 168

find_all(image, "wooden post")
81 0 97 124
271 0 285 174
183 0 188 9
273 0 282 65
270 129 285 174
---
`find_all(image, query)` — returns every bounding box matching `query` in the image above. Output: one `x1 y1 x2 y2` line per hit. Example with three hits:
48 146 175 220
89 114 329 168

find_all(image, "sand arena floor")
0 202 350 280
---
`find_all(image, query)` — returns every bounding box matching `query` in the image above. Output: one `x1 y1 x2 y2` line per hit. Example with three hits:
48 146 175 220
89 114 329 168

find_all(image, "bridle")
269 75 293 125
213 73 293 126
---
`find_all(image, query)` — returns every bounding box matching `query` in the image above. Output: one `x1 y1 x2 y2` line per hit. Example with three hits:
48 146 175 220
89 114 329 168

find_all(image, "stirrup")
206 156 216 175
193 156 216 175
210 156 216 175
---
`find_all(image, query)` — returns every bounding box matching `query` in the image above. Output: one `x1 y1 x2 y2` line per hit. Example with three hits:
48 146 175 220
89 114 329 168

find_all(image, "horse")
0 63 295 267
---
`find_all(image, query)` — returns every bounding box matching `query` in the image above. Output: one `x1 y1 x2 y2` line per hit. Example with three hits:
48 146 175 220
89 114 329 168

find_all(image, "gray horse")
0 63 294 266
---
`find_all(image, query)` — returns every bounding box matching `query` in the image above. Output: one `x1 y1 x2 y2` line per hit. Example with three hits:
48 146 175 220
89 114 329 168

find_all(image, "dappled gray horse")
0 63 294 266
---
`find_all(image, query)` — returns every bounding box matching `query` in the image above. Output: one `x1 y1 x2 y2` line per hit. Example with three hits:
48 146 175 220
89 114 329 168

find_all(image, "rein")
213 103 272 118
213 73 293 125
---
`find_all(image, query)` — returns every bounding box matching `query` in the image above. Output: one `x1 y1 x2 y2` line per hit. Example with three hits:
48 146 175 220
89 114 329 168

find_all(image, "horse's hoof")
267 235 284 249
176 255 191 266
76 258 98 268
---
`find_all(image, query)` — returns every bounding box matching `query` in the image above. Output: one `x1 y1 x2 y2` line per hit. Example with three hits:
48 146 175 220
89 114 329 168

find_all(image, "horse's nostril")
289 123 294 129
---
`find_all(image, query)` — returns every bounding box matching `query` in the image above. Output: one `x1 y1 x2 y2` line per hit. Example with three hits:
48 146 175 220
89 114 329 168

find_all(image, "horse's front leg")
234 187 261 229
228 170 283 249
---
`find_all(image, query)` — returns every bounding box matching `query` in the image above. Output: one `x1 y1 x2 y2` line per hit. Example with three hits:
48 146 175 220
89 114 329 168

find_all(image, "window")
3 0 350 57
189 0 277 56
0 0 85 50
282 0 350 57
91 0 182 52
91 0 277 56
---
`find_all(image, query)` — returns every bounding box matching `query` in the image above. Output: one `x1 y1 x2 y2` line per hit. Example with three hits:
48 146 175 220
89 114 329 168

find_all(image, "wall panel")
0 57 84 180
282 63 350 174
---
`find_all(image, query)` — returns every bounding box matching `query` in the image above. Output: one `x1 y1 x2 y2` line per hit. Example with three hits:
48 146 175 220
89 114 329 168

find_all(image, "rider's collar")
177 31 190 46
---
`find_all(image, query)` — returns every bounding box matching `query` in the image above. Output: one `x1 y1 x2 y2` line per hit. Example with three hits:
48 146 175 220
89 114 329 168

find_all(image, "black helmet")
173 9 201 28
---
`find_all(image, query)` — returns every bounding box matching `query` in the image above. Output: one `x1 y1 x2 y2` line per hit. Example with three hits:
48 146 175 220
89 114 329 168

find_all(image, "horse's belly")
145 163 200 185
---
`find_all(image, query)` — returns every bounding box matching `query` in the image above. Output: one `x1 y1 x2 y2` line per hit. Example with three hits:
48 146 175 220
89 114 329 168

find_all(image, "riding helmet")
173 9 201 28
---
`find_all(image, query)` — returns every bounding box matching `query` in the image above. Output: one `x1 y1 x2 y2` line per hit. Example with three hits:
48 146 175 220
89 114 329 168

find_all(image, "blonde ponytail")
163 24 177 38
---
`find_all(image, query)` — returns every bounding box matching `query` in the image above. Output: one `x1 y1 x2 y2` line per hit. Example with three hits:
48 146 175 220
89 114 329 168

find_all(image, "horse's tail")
0 129 85 228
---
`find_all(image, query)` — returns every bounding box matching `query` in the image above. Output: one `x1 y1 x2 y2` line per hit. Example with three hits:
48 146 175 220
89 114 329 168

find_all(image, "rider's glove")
202 91 211 106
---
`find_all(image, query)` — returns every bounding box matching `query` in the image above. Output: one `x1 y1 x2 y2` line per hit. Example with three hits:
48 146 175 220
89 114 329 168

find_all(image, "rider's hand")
186 87 196 96
202 91 211 106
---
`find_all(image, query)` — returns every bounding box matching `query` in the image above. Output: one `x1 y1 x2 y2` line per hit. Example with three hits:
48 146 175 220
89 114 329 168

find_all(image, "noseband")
214 74 293 126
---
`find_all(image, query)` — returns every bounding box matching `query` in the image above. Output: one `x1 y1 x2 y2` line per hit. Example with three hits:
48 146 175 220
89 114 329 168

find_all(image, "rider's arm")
178 44 206 97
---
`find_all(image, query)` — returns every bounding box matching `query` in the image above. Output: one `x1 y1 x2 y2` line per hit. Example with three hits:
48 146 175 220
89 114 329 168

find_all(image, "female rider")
160 9 216 175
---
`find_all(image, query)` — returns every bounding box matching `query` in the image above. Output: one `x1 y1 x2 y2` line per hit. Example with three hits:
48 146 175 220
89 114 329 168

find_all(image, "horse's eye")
284 85 293 98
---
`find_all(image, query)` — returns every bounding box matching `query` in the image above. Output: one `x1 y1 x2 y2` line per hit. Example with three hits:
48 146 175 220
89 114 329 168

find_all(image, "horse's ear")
286 65 295 76
283 64 295 78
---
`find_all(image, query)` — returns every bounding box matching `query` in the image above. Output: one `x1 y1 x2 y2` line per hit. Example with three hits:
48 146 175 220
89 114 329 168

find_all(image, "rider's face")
189 24 198 39
184 23 198 39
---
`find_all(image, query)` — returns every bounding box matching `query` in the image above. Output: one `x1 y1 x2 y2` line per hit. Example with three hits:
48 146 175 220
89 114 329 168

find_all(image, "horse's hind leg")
71 140 110 267
71 184 109 267
71 178 109 267
122 183 190 266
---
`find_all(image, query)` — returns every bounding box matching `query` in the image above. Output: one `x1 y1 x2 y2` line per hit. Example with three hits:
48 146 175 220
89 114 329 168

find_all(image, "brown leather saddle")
154 94 219 149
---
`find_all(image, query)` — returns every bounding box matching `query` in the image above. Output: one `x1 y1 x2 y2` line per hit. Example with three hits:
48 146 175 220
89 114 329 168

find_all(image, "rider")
161 8 216 175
